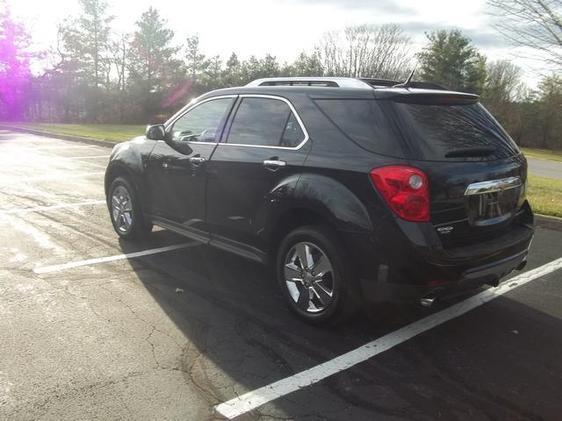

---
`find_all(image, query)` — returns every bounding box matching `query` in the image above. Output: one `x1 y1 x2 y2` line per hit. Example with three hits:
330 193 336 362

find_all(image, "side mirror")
146 124 166 141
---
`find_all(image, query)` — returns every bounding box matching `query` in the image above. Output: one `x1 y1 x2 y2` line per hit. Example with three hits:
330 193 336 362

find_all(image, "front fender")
104 136 155 201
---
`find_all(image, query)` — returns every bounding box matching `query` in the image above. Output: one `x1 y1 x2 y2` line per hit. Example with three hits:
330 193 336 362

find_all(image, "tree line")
0 0 561 150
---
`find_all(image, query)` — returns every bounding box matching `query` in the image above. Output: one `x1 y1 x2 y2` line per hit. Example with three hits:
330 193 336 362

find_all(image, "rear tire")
108 177 152 240
276 225 357 324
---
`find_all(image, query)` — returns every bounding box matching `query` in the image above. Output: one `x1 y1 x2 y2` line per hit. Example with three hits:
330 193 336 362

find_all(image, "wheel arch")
104 160 148 215
105 162 133 196
265 173 374 257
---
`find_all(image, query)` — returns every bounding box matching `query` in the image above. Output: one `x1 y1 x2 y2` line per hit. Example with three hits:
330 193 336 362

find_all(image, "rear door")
205 95 311 256
388 96 528 249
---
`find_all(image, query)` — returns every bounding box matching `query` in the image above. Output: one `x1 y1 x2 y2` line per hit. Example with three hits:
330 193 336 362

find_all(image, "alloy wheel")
111 185 134 233
283 241 335 314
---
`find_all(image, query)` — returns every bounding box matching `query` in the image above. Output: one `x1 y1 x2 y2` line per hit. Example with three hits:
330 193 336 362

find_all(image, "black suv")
105 77 534 323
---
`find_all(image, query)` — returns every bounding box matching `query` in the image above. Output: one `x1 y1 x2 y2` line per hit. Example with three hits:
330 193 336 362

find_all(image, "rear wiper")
445 147 496 158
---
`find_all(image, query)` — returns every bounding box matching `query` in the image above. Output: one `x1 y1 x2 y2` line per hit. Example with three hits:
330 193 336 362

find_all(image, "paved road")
527 157 562 179
1 130 561 420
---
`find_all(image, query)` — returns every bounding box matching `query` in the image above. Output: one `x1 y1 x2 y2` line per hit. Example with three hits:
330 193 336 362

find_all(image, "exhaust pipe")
420 295 437 308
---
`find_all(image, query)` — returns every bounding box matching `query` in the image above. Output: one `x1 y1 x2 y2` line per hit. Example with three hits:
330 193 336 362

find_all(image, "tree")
514 74 562 150
283 51 324 76
59 0 113 121
0 2 32 120
109 33 129 122
487 0 562 68
185 35 208 81
127 7 183 120
481 61 524 140
418 30 487 94
221 52 242 86
318 24 413 79
112 33 129 94
198 55 224 91
483 60 523 103
61 0 113 88
239 54 281 83
536 74 562 148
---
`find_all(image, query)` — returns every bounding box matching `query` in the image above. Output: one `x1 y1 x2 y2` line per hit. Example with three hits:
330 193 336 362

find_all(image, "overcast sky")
9 0 547 87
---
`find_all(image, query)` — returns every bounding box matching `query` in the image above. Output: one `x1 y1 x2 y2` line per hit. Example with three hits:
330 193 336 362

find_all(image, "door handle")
162 162 169 169
263 159 286 171
189 156 206 166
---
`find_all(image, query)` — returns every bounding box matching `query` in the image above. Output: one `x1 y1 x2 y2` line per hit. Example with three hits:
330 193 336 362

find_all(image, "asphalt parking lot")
1 129 561 421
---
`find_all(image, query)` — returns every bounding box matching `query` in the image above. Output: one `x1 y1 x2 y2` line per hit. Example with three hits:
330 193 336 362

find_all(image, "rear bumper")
360 248 529 304
339 197 534 305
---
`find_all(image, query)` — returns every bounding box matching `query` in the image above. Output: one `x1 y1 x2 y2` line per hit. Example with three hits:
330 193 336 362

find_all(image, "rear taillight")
370 166 430 222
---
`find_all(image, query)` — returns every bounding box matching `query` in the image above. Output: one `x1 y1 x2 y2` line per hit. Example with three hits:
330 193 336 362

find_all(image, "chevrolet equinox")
105 77 534 323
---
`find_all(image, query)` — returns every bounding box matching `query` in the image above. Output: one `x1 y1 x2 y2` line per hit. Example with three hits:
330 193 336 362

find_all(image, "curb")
535 214 562 231
0 125 119 148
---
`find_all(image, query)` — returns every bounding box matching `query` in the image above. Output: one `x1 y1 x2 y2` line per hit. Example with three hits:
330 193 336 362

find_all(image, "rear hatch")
386 91 529 249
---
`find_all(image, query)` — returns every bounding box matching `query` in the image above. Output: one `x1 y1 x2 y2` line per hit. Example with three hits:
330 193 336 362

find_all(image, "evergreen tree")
60 0 112 88
185 35 208 81
418 30 487 94
127 7 183 120
59 0 113 120
221 52 242 86
284 51 324 76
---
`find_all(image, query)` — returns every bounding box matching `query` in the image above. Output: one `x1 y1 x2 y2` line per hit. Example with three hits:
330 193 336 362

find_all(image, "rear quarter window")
314 99 406 158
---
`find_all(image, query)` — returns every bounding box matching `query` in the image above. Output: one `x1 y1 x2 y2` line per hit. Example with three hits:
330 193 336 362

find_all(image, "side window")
170 97 234 143
314 99 406 158
280 113 305 147
227 97 305 147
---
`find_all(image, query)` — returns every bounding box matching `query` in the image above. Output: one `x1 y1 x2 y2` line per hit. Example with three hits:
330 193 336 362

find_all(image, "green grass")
2 123 145 143
522 147 562 163
527 175 562 218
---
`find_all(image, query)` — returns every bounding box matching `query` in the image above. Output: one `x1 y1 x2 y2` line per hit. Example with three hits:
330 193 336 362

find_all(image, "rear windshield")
392 102 520 161
314 99 406 158
315 98 519 161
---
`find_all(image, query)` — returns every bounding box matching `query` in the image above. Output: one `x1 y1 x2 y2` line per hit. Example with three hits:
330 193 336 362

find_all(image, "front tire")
108 177 152 239
276 226 356 324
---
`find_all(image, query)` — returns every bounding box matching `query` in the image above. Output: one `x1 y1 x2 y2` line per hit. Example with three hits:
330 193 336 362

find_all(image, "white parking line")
0 200 105 215
215 257 562 419
33 242 198 274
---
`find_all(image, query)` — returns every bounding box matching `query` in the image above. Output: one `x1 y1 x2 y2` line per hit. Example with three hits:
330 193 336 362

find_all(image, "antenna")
392 68 416 88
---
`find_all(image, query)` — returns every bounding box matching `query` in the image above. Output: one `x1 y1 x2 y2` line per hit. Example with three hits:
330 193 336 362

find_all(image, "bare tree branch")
487 0 562 68
317 24 413 79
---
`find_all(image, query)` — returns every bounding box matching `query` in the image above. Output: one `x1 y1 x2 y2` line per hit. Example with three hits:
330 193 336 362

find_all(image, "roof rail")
245 77 372 89
245 76 450 91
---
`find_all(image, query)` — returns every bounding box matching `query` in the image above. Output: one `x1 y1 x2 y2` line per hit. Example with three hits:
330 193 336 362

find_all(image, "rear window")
314 99 406 158
392 102 520 161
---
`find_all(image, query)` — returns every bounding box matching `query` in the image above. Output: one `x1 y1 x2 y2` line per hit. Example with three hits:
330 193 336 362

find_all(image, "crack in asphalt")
11 370 146 419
